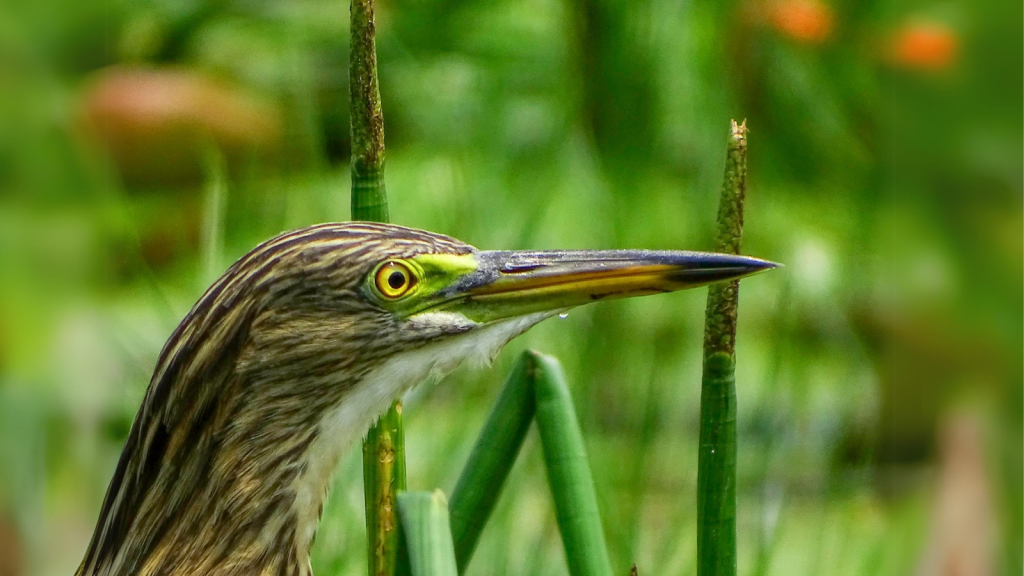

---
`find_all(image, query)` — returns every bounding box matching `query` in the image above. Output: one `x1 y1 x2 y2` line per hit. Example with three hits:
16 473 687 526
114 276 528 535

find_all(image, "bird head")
78 222 777 576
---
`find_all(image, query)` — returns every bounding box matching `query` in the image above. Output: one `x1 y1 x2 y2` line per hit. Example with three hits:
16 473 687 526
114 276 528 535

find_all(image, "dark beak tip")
688 255 781 283
740 257 782 277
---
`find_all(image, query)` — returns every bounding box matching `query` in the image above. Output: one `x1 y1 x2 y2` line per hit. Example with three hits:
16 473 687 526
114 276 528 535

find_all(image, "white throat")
289 311 555 570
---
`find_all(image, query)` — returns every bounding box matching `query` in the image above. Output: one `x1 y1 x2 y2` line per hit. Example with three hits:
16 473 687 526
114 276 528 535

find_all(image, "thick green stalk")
349 1 402 575
395 491 459 576
697 120 748 576
533 352 614 576
448 352 538 573
363 406 407 576
350 0 388 223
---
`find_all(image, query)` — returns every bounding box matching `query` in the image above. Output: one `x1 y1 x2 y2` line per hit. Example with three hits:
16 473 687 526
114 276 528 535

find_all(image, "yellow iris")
374 261 417 298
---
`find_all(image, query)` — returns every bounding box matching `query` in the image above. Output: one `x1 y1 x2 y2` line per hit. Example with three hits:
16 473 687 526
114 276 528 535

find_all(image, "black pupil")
387 270 406 290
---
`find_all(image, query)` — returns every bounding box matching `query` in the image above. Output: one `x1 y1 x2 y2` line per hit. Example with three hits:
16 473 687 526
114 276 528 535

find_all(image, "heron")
76 222 776 576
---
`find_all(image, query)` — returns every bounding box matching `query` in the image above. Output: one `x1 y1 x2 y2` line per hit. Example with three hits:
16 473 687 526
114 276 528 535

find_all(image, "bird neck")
75 333 378 576
78 306 550 576
76 319 430 576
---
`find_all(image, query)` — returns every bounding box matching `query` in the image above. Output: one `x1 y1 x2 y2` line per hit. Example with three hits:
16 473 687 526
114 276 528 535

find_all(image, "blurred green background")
0 0 1020 575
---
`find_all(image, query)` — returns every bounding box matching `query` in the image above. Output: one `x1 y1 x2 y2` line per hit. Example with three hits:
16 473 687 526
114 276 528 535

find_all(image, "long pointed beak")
436 250 779 323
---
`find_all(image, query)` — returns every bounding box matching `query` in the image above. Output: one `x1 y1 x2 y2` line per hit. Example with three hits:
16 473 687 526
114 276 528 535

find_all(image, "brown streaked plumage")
77 222 777 576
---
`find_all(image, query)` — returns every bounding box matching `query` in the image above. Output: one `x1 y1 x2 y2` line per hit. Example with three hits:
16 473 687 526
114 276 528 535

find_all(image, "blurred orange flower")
766 0 834 44
892 22 958 71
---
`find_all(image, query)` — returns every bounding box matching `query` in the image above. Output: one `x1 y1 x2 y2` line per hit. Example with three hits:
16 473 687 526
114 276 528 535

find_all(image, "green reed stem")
349 1 402 575
533 352 614 576
697 120 748 576
350 0 388 223
449 352 538 573
363 406 407 576
396 491 459 576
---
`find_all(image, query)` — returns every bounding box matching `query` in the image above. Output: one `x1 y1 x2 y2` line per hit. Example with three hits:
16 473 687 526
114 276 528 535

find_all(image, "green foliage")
533 352 614 576
0 0 1019 575
396 491 459 576
449 352 537 573
697 352 738 576
363 406 408 576
697 121 747 576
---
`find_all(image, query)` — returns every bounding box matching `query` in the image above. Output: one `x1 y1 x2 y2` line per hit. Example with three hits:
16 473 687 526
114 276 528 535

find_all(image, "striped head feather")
77 223 544 576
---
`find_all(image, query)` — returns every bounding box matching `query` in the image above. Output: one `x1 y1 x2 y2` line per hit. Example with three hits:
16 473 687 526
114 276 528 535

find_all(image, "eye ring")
373 260 417 299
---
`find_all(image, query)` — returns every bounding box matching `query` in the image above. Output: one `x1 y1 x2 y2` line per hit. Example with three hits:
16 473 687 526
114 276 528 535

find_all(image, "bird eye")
373 261 416 299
